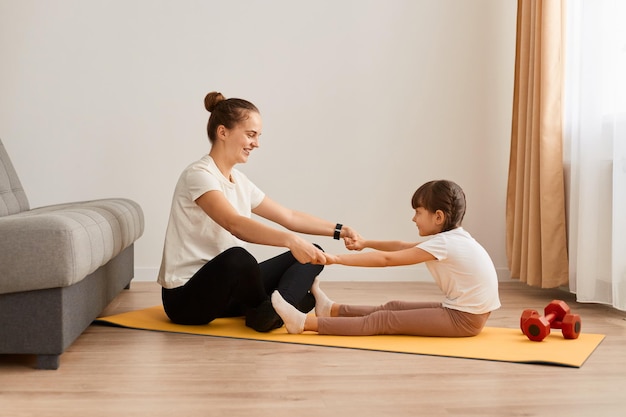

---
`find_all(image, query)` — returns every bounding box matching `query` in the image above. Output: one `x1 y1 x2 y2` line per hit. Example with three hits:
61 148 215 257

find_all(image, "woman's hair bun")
204 91 226 112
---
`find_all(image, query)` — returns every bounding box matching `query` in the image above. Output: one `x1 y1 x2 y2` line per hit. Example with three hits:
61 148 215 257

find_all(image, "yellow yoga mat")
95 305 605 368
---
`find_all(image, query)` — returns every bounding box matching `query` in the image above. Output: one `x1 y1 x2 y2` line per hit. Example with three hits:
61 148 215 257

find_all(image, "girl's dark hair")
411 180 466 232
204 91 259 143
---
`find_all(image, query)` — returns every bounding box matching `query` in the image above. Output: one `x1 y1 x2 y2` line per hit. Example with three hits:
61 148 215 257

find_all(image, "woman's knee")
221 247 258 272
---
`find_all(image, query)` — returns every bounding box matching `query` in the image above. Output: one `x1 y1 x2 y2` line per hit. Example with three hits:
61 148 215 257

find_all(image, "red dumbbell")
520 300 582 342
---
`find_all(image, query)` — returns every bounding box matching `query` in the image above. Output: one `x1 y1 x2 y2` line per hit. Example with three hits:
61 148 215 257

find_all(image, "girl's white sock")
311 277 334 318
271 291 305 334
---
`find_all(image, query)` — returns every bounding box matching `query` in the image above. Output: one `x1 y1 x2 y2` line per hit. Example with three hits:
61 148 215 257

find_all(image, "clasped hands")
290 225 364 265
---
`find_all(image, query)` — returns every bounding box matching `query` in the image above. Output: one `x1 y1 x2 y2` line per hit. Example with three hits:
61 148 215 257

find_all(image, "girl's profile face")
412 206 444 236
221 111 262 165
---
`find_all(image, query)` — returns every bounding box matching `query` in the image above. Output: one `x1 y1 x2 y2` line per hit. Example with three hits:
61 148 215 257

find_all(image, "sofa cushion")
0 198 144 294
0 139 30 216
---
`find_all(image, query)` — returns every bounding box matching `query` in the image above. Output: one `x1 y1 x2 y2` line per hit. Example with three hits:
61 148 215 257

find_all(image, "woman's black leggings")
161 246 323 325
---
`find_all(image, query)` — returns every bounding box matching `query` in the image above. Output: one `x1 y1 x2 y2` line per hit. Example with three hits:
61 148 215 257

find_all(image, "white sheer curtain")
564 0 626 310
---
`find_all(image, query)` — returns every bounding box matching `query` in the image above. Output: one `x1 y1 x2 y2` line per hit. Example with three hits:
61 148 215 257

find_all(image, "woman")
157 91 359 332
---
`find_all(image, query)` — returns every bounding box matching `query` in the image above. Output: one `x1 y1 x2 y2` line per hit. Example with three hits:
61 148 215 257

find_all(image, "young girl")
271 180 501 337
158 91 360 333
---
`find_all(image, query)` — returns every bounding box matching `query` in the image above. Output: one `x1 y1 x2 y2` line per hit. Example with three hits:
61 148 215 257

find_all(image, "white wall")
0 0 517 282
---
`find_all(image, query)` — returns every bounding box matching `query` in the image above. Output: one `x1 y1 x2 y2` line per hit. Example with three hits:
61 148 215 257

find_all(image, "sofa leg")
36 354 60 370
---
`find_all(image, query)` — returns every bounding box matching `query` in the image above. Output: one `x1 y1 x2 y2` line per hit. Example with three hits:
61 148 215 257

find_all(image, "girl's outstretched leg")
311 277 334 317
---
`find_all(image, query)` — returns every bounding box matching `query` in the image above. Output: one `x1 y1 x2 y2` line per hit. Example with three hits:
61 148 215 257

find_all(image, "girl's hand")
325 253 340 265
314 252 339 265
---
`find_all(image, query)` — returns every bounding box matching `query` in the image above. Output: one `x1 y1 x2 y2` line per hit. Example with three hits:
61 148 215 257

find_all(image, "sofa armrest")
0 198 143 295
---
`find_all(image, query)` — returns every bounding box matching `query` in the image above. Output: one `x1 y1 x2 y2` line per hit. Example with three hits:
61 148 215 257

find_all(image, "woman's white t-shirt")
157 155 265 289
417 228 501 314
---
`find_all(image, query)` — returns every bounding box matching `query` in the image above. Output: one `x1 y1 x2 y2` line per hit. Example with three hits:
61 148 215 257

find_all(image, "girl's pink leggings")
317 301 490 337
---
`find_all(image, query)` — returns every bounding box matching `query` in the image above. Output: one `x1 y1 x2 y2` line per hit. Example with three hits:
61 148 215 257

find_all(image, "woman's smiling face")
222 111 262 164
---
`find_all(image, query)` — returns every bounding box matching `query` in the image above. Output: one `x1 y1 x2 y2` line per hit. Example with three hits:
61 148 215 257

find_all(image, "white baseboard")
133 266 513 283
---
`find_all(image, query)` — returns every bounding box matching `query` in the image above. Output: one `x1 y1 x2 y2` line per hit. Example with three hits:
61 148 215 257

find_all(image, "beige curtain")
506 0 569 288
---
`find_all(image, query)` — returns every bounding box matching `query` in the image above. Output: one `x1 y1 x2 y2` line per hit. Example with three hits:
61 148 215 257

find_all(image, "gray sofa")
0 138 144 369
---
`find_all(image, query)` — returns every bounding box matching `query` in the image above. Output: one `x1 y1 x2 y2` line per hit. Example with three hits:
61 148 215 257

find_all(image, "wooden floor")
1 281 626 417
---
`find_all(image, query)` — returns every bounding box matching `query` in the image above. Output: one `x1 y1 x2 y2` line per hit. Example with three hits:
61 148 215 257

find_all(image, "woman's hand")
340 225 359 241
287 235 326 264
341 226 365 251
344 235 367 251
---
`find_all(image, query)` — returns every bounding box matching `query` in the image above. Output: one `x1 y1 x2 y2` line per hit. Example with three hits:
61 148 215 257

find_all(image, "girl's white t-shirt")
417 227 501 314
157 155 265 289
